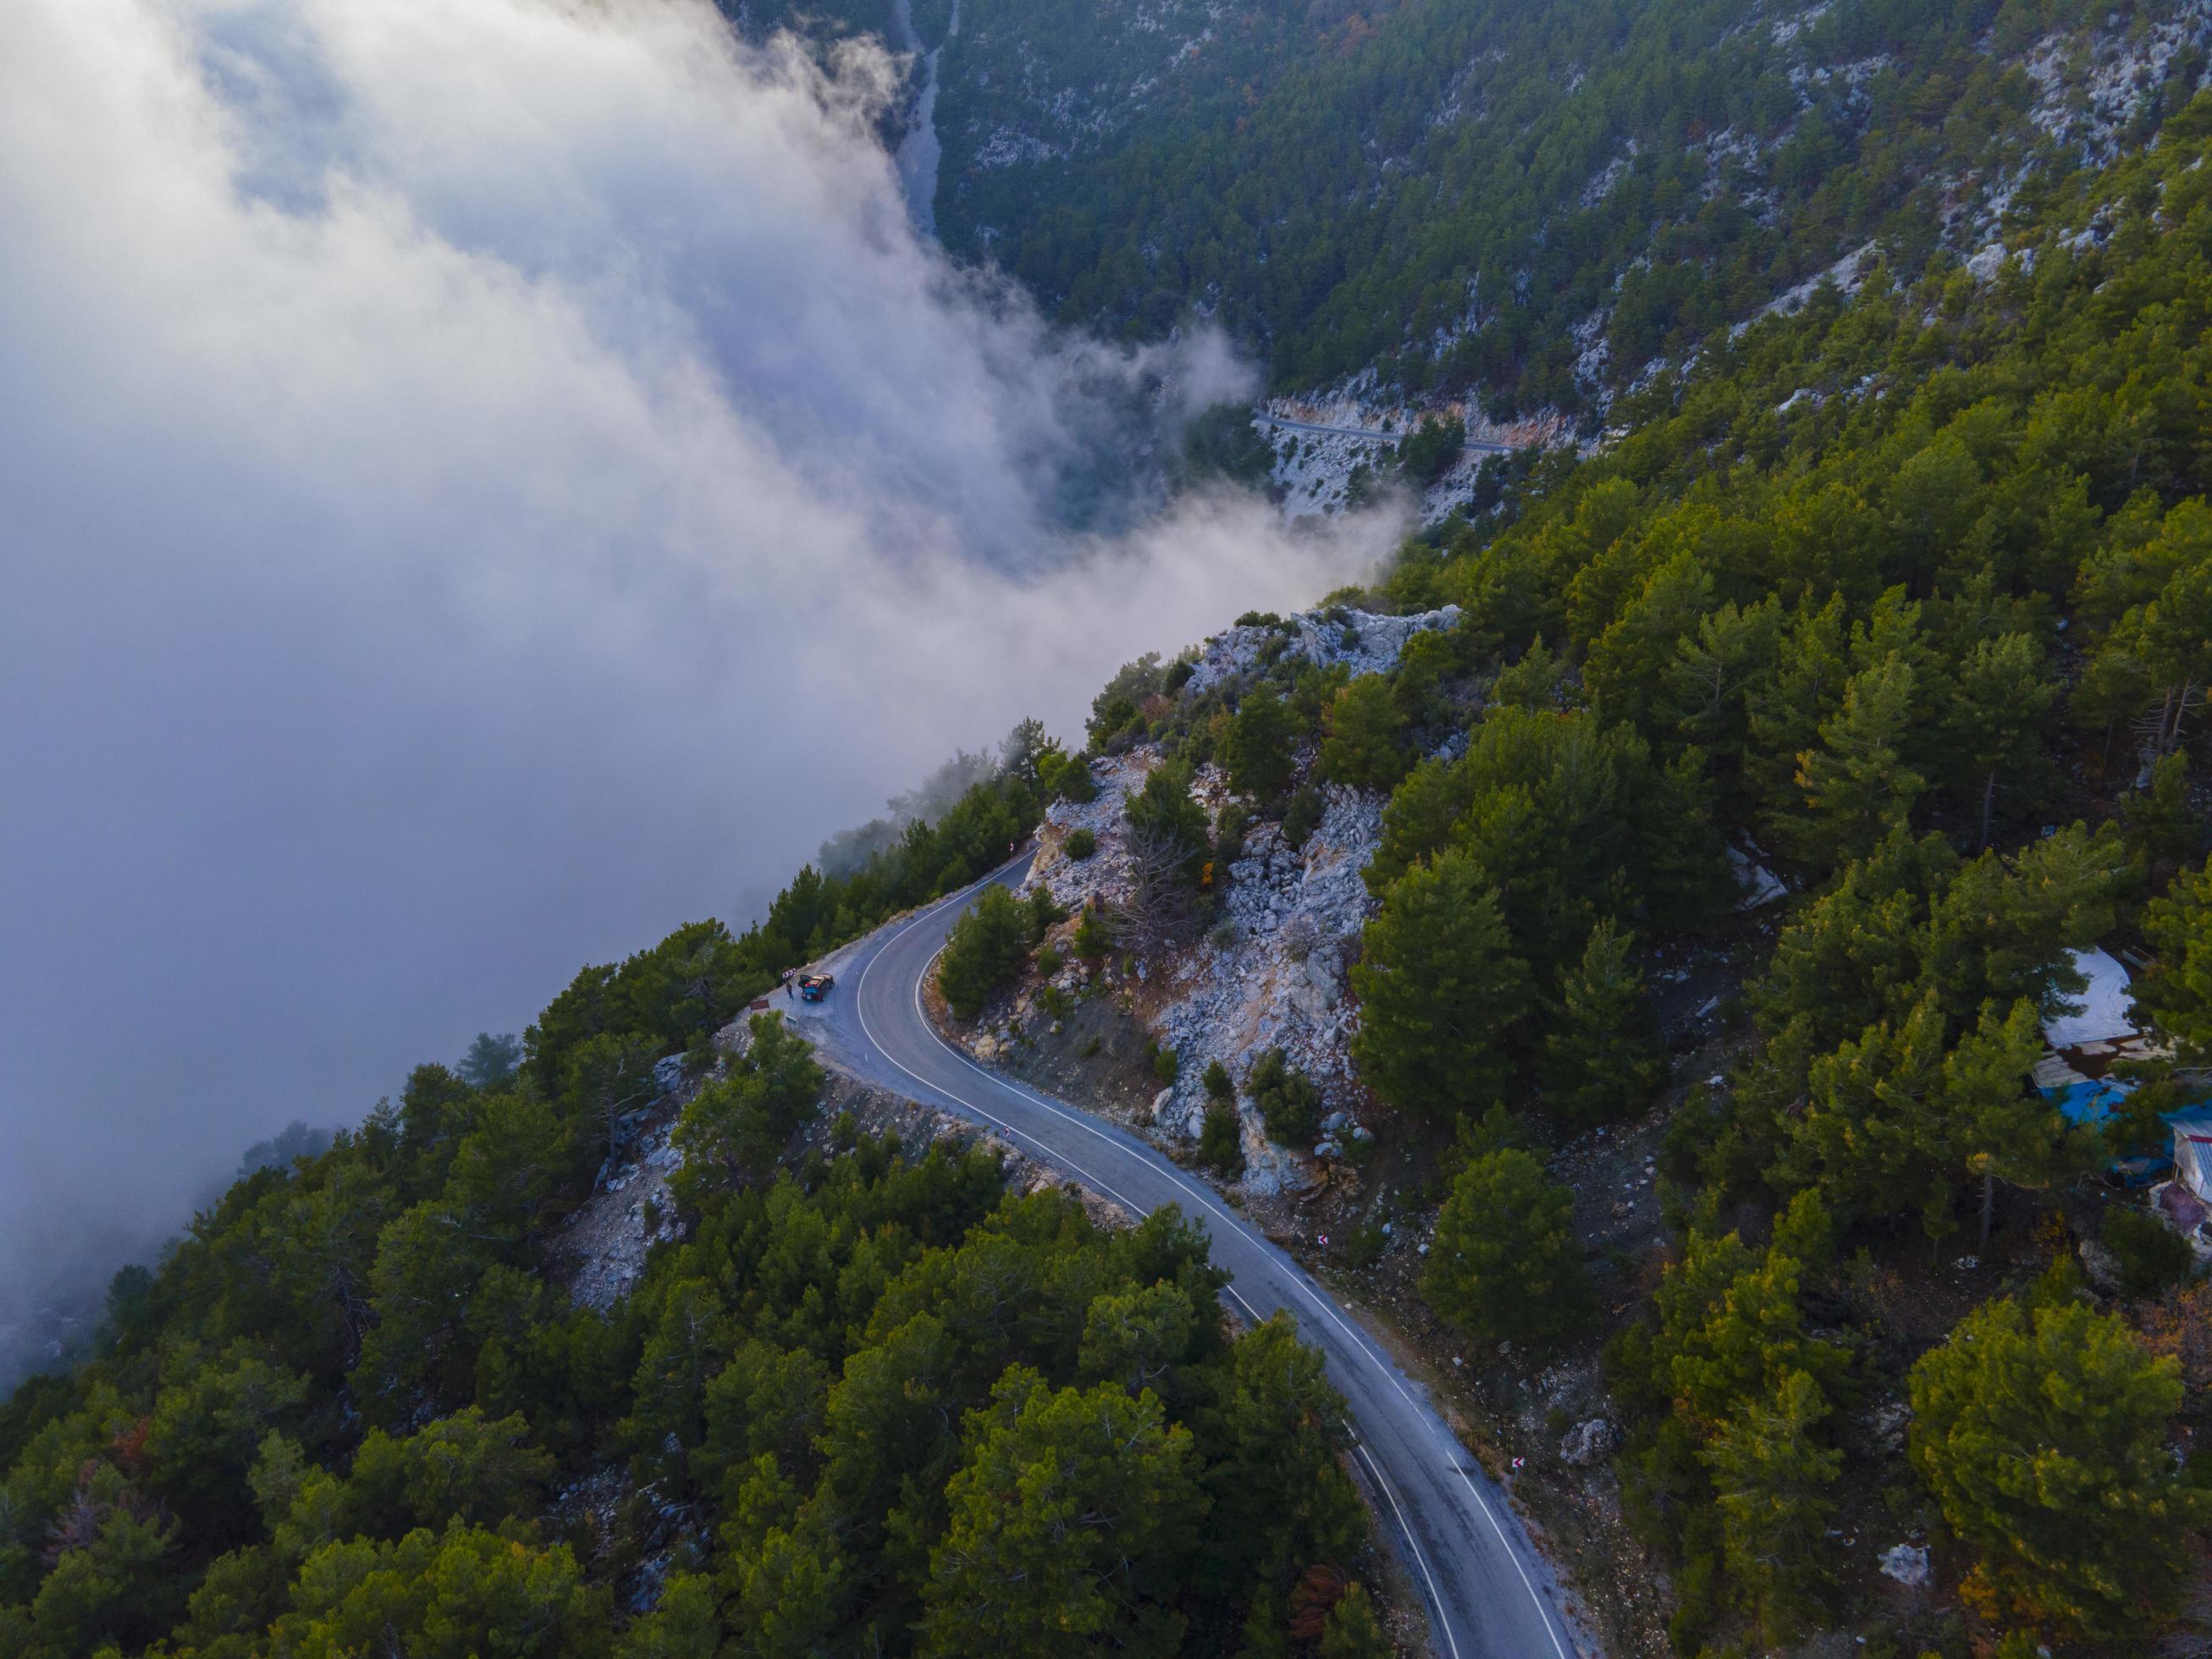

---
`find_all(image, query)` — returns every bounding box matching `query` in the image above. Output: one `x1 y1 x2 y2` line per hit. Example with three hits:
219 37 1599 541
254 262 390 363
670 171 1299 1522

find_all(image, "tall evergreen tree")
1943 631 2060 848
1746 593 1850 827
1788 653 1926 870
1539 919 1665 1127
1351 851 1530 1117
670 1016 824 1196
1420 1149 1591 1349
1318 676 1409 792
921 1370 1204 1656
1942 998 2098 1250
2138 857 2212 1063
935 885 1032 1019
1700 1369 1840 1645
1318 1584 1393 1659
1221 689 1299 802
1909 1295 2206 1642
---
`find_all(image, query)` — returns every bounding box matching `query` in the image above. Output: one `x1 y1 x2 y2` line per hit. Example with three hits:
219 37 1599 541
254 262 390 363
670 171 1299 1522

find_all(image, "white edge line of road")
849 865 1574 1659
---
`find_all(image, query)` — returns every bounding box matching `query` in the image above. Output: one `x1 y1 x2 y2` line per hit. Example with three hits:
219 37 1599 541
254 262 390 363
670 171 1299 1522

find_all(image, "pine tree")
1909 1295 2207 1641
615 1572 724 1659
1317 1584 1393 1659
1752 829 1955 1048
1663 595 1784 807
560 1030 664 1177
2103 538 2212 756
1198 1105 1244 1176
1351 850 1530 1118
1941 998 2099 1249
1788 653 1926 870
1584 547 1715 736
1746 593 1850 827
1917 823 2132 1031
263 1526 610 1659
1078 1284 1199 1398
1700 1369 1840 1644
1781 990 1951 1231
456 1031 522 1091
1420 1149 1591 1349
935 885 1031 1017
1222 688 1298 801
1246 1048 1322 1145
1944 631 2060 848
729 1518 847 1657
1318 676 1409 791
920 1371 1204 1656
670 1016 824 1195
1539 920 1665 1127
623 1278 733 1478
1200 1315 1366 1597
1648 1204 1845 1430
2125 751 2203 879
1073 902 1117 960
2139 857 2212 1064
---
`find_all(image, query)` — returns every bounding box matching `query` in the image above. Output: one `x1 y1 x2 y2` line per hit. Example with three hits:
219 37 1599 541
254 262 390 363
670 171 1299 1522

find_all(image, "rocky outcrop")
1010 605 1430 1198
1183 605 1461 697
1031 751 1153 911
1146 788 1377 1096
1558 1418 1619 1468
1878 1544 1931 1588
555 1106 687 1313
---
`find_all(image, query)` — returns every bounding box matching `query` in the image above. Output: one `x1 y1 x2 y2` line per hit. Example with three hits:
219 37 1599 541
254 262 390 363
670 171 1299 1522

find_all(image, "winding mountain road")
788 858 1587 1659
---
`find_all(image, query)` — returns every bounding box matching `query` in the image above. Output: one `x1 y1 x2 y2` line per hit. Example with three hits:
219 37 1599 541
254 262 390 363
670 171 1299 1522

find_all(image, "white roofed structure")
2171 1111 2212 1202
2042 946 2138 1050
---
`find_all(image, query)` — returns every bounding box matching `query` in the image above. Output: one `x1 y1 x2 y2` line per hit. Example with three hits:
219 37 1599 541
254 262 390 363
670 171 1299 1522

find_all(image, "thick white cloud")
0 0 1393 1338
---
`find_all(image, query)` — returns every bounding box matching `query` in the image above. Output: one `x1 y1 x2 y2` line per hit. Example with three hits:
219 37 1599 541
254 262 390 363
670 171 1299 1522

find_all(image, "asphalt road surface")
788 857 1586 1659
1252 411 1518 455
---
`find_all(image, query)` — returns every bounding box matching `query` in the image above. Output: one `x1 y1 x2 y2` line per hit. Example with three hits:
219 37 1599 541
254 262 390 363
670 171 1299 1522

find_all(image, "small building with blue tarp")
2032 946 2212 1190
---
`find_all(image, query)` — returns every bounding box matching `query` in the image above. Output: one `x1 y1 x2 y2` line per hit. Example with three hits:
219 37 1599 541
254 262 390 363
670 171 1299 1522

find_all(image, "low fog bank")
0 0 1397 1375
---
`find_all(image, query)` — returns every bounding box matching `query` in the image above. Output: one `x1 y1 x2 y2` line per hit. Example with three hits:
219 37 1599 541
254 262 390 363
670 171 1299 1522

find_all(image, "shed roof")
2043 946 2138 1050
2171 1111 2212 1199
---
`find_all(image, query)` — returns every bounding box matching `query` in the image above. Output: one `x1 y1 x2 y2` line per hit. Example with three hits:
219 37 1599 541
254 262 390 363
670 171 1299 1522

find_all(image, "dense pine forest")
1032 69 2212 1656
764 0 2212 411
0 773 1382 1656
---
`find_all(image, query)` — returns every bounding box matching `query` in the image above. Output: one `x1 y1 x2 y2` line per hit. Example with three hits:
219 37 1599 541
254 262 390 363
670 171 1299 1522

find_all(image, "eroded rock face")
1012 603 1475 1197
1558 1418 1619 1467
1878 1544 1931 1587
1182 605 1461 697
1150 786 1383 1194
1864 1399 1912 1457
1025 771 1387 1196
2078 1232 2126 1294
557 1109 687 1313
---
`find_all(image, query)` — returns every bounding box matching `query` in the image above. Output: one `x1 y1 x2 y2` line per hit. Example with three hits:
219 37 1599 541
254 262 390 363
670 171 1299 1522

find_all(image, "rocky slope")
965 604 1461 1200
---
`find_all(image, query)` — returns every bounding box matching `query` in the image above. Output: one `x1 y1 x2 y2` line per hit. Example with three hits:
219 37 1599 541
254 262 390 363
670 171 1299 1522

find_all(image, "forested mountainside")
963 88 2212 1656
873 64 2212 1653
0 738 1389 1656
754 0 2210 415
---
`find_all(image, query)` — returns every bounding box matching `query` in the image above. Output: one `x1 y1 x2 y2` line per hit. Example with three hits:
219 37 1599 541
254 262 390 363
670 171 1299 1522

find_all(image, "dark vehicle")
797 973 835 1002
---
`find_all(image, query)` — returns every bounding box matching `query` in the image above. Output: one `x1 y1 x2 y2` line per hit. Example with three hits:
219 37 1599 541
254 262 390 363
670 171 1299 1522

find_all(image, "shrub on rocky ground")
1249 1047 1322 1144
1199 1105 1245 1175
